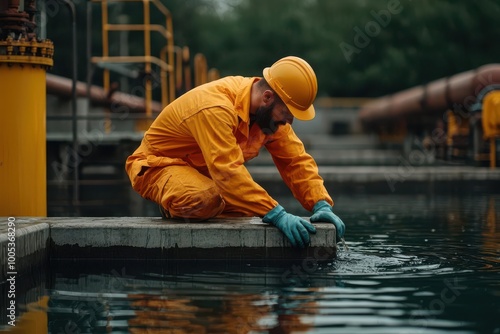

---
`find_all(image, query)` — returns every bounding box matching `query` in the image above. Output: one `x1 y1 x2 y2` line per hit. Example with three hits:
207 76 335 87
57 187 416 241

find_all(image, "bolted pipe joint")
0 0 32 38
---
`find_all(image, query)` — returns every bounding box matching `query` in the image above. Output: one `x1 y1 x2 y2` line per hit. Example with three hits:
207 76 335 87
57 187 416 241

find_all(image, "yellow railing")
90 0 219 132
90 0 175 120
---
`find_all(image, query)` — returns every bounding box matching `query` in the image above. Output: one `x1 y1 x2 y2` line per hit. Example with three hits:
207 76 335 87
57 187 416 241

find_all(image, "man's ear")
262 90 275 106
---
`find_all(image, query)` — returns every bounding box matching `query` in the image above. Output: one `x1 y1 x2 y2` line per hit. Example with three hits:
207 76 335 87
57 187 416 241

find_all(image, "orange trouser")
137 165 257 220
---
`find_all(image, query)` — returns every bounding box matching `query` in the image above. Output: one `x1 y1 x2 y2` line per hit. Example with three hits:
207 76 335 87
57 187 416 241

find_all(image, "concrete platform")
0 217 337 282
0 220 49 283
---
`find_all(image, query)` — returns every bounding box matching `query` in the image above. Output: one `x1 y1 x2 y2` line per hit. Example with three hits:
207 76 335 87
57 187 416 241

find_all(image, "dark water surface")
4 194 500 333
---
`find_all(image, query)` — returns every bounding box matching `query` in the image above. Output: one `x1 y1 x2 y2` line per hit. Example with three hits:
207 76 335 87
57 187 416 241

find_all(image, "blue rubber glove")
310 200 345 242
263 205 317 248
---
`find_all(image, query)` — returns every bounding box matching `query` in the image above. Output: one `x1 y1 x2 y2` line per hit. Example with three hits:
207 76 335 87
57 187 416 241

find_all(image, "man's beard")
252 102 286 135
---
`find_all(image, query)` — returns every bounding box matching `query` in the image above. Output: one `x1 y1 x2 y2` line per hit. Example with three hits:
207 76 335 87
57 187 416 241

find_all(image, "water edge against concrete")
0 217 337 283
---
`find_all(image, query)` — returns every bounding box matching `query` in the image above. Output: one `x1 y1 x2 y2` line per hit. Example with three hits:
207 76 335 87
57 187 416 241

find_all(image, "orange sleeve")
265 125 333 211
184 107 278 216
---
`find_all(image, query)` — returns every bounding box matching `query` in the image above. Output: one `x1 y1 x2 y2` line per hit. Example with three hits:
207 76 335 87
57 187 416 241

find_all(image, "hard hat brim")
289 104 315 121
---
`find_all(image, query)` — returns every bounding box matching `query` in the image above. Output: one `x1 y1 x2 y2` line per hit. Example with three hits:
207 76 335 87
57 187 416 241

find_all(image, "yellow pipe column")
0 36 54 216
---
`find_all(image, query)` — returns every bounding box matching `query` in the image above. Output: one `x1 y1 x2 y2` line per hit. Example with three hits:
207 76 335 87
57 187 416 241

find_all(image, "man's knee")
165 185 225 220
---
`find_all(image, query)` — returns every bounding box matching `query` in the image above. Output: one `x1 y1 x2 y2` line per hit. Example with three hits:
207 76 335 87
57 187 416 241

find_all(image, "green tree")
43 0 500 98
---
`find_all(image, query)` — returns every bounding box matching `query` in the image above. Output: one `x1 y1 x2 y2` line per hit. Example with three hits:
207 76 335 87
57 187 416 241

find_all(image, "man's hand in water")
310 200 345 242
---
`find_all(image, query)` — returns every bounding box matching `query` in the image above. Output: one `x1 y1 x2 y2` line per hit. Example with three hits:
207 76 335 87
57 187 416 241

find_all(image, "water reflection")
0 297 48 334
127 295 205 332
46 284 317 333
1 194 499 333
483 197 500 266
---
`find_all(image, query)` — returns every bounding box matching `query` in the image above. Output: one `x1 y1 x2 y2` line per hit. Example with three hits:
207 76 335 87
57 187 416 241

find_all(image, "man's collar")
235 77 260 124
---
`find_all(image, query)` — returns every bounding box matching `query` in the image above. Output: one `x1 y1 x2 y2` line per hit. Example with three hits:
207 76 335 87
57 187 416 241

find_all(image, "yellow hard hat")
263 56 318 121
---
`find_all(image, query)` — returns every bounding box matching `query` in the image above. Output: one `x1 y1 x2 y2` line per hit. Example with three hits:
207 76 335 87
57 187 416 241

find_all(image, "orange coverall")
125 76 333 219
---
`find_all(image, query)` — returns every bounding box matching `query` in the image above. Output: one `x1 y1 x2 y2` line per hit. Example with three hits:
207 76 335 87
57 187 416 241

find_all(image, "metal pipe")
160 45 169 106
166 14 175 103
0 0 54 216
91 55 172 71
491 139 496 168
60 0 79 215
160 45 180 105
194 53 207 87
359 64 500 127
46 73 164 113
182 46 191 91
101 0 109 91
86 0 92 104
47 114 163 120
143 0 152 118
208 68 220 82
0 0 30 37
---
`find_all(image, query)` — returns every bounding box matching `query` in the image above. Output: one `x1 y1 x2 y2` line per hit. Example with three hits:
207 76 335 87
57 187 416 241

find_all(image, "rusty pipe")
0 0 30 37
359 64 500 126
46 73 164 113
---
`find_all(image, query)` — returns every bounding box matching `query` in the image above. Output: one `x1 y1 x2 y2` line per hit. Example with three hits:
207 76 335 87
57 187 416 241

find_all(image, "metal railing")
89 0 175 122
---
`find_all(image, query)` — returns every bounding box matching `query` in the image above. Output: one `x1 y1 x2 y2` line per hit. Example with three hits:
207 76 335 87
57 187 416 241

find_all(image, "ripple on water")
34 194 500 333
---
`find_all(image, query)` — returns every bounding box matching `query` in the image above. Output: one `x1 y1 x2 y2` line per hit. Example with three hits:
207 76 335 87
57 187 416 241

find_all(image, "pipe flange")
0 36 54 68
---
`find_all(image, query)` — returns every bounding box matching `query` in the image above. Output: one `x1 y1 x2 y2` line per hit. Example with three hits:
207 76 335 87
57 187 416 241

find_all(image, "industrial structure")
1 2 499 333
0 0 219 216
1 0 499 218
0 0 54 216
359 64 500 168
